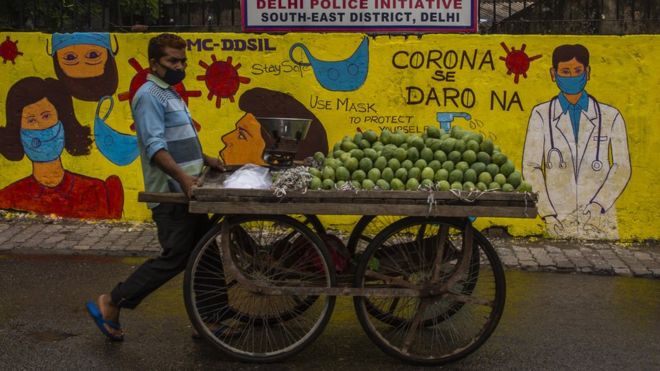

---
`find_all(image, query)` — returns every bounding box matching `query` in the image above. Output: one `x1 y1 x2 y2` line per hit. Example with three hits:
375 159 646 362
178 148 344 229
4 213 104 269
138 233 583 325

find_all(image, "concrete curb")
1 217 658 279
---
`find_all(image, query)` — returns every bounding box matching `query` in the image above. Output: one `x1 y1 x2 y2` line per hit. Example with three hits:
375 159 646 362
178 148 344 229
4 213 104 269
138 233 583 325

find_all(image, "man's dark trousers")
110 203 213 309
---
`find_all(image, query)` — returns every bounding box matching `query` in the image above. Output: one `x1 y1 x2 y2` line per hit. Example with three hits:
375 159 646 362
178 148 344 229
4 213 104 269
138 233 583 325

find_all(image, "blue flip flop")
85 300 124 342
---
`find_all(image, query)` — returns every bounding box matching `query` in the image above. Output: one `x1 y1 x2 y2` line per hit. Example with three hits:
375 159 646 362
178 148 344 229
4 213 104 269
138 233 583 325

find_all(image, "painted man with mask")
86 34 226 341
522 44 631 240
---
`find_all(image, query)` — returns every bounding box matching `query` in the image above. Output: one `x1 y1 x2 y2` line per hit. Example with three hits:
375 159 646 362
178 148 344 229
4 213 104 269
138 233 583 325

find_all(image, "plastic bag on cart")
222 164 272 189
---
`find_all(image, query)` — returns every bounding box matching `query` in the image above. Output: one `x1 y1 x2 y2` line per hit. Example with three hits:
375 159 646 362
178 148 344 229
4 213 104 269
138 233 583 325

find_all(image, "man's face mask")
158 63 186 86
20 120 65 162
555 72 587 95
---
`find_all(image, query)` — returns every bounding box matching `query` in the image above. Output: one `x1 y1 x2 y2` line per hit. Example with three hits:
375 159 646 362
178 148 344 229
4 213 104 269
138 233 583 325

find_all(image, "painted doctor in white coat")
523 44 631 240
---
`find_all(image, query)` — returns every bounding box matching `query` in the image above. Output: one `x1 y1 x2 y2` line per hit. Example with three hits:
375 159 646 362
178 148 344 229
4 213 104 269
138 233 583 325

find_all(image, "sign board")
242 0 477 33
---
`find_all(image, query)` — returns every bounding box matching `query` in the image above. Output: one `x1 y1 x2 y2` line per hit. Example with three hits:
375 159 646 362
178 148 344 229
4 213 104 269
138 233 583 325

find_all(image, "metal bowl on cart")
256 116 312 167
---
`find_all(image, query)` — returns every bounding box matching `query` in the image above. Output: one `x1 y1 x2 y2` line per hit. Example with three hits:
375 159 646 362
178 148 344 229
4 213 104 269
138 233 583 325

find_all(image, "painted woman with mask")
0 77 124 219
49 32 119 102
522 44 631 240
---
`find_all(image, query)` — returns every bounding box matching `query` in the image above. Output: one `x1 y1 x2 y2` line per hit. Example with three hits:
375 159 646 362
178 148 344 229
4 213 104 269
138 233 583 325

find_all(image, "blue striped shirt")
132 74 203 207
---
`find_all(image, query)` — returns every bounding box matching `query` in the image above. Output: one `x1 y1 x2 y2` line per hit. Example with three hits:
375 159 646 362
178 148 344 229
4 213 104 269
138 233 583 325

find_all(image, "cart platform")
138 167 538 218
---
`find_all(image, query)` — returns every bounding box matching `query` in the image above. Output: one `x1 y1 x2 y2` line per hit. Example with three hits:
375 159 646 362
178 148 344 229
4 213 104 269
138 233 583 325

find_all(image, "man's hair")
148 33 186 61
552 44 590 69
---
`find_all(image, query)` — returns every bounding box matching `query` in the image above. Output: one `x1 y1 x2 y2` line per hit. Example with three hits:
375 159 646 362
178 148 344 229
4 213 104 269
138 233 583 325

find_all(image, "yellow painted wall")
0 32 658 240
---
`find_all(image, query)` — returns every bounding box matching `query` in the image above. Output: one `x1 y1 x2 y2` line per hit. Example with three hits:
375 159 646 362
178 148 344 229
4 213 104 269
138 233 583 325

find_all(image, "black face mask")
158 63 186 85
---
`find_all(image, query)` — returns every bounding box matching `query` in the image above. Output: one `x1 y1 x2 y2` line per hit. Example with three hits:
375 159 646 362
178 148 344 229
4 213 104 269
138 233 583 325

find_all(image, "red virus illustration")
118 58 202 131
499 42 541 84
197 55 250 108
0 36 24 64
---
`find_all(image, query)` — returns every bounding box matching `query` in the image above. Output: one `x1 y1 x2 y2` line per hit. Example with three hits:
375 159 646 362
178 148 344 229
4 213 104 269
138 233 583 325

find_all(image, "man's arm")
133 91 196 197
152 149 197 198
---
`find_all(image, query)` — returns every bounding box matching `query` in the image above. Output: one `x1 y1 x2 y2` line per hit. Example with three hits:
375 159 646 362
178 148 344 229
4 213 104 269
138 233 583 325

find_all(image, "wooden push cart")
139 168 537 366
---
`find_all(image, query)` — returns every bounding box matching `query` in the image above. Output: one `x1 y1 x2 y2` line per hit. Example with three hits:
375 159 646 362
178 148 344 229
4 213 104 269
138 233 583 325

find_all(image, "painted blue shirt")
558 92 589 142
132 74 203 207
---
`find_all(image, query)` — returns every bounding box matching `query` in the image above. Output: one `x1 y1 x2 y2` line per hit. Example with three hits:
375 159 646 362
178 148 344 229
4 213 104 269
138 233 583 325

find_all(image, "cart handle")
138 192 189 204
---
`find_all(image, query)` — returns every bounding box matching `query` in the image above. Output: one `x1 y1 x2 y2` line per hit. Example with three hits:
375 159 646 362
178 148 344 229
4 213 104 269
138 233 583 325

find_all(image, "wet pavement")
1 253 659 370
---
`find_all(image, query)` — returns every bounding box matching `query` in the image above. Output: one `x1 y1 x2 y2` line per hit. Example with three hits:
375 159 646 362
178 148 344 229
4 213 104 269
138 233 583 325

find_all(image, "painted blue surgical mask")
94 96 139 166
555 73 587 95
289 36 369 92
20 121 65 162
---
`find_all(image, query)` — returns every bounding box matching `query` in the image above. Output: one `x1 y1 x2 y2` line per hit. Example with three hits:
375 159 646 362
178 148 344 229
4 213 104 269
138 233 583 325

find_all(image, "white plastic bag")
222 164 272 189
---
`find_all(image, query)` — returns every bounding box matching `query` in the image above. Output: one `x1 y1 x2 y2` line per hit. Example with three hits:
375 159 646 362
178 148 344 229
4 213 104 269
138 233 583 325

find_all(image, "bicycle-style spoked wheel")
353 217 505 365
346 215 402 257
361 222 480 328
184 215 336 363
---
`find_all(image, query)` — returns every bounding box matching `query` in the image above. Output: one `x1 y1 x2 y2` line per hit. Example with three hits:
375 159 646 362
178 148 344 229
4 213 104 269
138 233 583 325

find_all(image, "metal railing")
1 0 657 34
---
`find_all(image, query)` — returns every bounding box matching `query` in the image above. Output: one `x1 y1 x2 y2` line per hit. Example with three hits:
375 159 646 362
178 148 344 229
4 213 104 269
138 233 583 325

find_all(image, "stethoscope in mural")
289 36 369 92
546 95 603 172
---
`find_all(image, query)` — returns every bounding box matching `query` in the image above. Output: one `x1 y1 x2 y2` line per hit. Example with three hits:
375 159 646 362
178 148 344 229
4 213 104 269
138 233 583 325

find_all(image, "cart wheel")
346 215 402 256
209 213 224 225
362 223 480 328
301 214 326 235
184 215 336 363
347 216 477 326
353 217 505 366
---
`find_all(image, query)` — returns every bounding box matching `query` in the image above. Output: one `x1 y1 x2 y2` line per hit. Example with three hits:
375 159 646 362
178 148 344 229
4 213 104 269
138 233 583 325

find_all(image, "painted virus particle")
197 55 250 108
0 36 24 64
499 42 541 84
118 58 202 131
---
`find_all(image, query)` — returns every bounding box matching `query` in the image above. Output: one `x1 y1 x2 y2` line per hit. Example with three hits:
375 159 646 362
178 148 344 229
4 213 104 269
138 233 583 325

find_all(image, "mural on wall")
499 42 541 84
0 77 124 219
289 36 369 91
49 32 141 166
197 55 251 108
0 36 23 64
93 95 140 166
522 44 632 240
49 33 119 102
0 33 656 240
220 87 329 165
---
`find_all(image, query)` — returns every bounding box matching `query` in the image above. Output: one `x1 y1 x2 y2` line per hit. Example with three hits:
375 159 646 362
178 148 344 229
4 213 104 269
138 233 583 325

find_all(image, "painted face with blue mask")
553 58 589 95
20 121 65 162
555 73 588 95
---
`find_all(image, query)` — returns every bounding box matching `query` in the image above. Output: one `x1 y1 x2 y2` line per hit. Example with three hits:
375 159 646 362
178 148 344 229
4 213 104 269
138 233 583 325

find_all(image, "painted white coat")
522 95 631 239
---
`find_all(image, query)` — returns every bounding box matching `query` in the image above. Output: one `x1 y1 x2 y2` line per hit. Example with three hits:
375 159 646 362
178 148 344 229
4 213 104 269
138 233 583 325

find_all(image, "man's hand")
180 174 198 198
204 154 226 172
152 150 199 198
